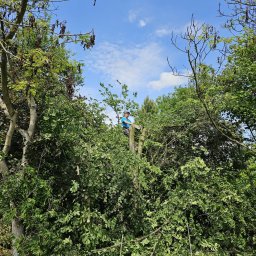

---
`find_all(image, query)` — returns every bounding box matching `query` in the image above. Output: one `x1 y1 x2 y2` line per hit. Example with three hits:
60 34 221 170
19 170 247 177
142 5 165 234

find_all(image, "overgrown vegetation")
0 0 255 255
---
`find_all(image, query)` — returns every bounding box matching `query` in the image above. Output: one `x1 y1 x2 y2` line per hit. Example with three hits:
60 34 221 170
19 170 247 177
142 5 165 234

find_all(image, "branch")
246 123 256 142
19 128 29 167
167 57 191 78
18 95 37 167
56 32 92 37
27 95 37 138
0 97 10 117
138 128 147 157
186 218 193 256
1 51 14 116
119 233 124 256
129 125 136 153
219 0 256 31
226 0 256 7
170 17 248 149
2 112 17 156
187 47 245 148
0 40 19 59
6 0 28 40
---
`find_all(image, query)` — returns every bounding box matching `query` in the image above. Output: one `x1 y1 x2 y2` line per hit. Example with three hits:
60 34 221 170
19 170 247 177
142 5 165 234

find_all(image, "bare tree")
169 16 247 148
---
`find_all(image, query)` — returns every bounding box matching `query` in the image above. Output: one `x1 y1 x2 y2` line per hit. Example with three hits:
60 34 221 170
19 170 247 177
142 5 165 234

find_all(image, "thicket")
0 0 255 255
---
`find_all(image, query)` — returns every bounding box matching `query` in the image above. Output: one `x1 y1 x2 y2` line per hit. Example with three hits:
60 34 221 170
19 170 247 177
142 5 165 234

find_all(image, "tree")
169 1 256 150
0 1 94 254
0 0 255 255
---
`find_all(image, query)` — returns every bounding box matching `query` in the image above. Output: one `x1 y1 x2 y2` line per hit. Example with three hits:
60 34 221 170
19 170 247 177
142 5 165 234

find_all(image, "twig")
6 0 28 40
167 57 191 78
119 233 124 256
0 41 19 59
186 218 193 256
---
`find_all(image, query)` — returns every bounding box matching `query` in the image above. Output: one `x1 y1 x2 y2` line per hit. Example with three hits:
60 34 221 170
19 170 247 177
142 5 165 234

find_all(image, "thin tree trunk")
128 125 137 188
3 112 17 154
138 128 146 157
0 94 37 255
129 124 135 153
0 108 17 178
18 95 37 166
11 217 24 256
0 46 16 179
1 2 30 254
11 96 37 256
1 52 14 115
19 95 37 166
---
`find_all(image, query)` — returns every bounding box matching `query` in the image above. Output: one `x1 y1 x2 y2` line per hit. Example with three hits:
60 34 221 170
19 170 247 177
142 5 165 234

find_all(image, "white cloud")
155 27 172 37
148 72 187 90
128 9 149 28
128 10 138 23
139 19 147 28
87 42 165 89
155 20 203 37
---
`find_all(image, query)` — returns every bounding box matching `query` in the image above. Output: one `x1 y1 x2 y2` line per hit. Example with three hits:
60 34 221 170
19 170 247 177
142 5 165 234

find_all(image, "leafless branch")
6 0 28 40
170 16 248 148
167 58 191 78
219 0 256 31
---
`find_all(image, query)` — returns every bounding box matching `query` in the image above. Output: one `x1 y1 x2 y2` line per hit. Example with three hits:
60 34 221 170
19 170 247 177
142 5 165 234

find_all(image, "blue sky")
53 0 228 104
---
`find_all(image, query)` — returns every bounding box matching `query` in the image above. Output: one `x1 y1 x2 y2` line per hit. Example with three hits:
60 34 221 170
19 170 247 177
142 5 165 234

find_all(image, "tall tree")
0 1 94 254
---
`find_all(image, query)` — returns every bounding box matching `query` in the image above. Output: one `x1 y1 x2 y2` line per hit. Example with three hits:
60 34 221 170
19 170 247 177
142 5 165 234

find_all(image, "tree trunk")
19 95 37 166
1 2 31 254
129 124 135 153
138 128 146 157
12 217 24 256
0 111 17 178
0 94 37 255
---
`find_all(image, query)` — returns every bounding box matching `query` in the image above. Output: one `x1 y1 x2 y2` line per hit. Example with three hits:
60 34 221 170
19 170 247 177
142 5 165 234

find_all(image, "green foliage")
99 82 139 122
0 219 11 256
0 1 256 255
218 30 256 136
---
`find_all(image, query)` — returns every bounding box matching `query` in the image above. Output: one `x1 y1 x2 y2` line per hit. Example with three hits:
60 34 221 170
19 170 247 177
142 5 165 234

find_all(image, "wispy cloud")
128 10 138 23
139 19 147 28
128 9 149 28
87 42 164 89
155 20 203 37
87 42 187 91
148 72 187 90
155 27 172 37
